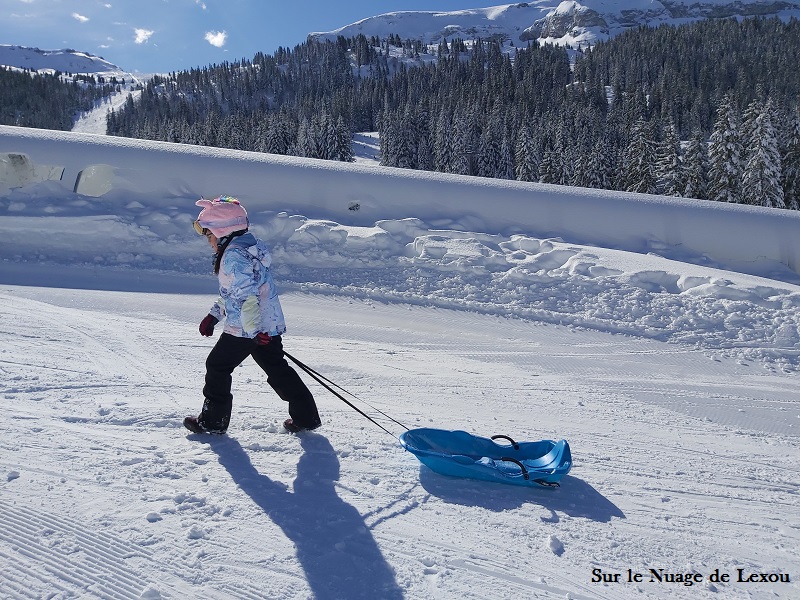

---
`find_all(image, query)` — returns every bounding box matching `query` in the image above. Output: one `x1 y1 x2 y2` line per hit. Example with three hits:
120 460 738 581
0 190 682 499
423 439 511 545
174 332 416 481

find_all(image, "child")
184 195 321 435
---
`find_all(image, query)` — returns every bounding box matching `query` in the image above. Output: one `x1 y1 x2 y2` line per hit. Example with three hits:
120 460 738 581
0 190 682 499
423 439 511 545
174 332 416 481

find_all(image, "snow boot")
283 418 321 433
183 415 227 435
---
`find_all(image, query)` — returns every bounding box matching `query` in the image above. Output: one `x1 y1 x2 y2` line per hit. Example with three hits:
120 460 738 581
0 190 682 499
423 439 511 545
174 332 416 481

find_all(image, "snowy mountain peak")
0 44 123 76
309 3 549 45
309 0 800 48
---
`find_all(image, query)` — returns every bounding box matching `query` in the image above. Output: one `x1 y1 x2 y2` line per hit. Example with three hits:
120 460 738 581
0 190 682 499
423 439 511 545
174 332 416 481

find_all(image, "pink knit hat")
195 196 249 238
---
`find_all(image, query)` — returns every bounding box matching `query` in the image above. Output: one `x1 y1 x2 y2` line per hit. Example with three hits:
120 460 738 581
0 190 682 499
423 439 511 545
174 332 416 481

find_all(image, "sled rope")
284 351 409 438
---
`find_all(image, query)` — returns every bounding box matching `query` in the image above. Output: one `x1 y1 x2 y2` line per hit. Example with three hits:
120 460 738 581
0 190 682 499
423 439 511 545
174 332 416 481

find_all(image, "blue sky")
0 1 488 73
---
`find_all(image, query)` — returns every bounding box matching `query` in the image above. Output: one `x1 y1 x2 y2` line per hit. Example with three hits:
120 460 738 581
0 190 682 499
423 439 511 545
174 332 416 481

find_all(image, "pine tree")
554 122 574 186
308 113 324 159
681 130 709 200
433 110 454 172
400 104 420 169
498 135 515 180
477 129 502 178
514 123 538 182
266 115 289 155
417 135 433 171
570 129 594 188
708 93 743 203
780 107 800 210
619 117 657 194
321 112 338 160
393 113 414 169
655 121 683 196
296 118 315 158
451 114 475 176
584 137 614 190
378 105 395 167
539 142 564 185
742 99 784 208
334 115 355 162
571 152 589 188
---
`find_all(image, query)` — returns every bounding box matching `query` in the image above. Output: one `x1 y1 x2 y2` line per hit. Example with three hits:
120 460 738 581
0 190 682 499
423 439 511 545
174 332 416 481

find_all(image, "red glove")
199 314 219 336
255 332 271 345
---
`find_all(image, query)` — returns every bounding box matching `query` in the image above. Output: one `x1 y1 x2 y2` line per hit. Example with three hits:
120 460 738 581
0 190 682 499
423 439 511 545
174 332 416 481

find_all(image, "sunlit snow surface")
1 127 798 599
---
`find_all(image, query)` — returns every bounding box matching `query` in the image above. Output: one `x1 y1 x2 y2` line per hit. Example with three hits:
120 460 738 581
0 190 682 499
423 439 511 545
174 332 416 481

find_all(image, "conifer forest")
0 68 118 131
2 17 799 210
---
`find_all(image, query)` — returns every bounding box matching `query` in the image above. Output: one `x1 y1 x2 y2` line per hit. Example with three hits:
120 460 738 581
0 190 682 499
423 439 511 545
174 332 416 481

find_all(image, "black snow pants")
200 333 320 431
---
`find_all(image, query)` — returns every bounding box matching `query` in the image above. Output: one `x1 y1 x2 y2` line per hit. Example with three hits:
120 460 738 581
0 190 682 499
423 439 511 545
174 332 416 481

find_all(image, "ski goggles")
193 220 212 237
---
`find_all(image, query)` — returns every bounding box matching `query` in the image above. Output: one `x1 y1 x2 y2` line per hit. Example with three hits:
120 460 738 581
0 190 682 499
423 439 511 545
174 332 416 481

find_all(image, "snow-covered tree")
708 93 743 203
296 119 315 159
263 116 285 155
741 99 784 208
781 107 800 210
514 123 538 182
433 111 454 173
538 143 564 185
393 126 414 169
417 136 433 171
618 117 656 194
498 135 515 180
334 115 355 162
477 131 501 178
584 137 614 190
320 112 338 161
655 121 683 196
451 114 478 176
570 129 594 188
681 130 709 200
400 104 421 169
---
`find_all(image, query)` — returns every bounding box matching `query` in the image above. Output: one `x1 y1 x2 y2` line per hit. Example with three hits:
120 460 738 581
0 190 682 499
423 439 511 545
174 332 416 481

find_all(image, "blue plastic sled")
399 428 572 488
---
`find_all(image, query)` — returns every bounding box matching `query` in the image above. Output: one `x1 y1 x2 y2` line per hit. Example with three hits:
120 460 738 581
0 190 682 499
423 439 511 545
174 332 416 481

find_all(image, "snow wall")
2 124 799 276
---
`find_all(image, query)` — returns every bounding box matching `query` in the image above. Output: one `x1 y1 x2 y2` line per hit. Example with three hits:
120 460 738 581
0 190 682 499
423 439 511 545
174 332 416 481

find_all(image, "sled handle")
500 457 529 480
492 435 519 450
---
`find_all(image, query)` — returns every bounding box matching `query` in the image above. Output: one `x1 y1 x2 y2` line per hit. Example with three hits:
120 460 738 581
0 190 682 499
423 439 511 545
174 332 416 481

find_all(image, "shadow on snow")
202 433 404 600
418 468 625 523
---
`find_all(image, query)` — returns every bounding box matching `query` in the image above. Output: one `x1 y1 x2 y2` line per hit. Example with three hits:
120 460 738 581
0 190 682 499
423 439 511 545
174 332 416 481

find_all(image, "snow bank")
2 124 799 279
2 125 800 371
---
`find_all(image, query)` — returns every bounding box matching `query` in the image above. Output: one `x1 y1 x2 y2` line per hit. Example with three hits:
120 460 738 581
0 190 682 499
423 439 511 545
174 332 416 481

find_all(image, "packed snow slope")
0 127 799 599
0 44 124 76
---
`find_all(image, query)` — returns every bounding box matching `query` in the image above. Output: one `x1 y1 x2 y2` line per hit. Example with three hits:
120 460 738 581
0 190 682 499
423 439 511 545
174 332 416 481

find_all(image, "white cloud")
134 28 154 44
204 30 226 48
196 0 207 9
72 13 89 23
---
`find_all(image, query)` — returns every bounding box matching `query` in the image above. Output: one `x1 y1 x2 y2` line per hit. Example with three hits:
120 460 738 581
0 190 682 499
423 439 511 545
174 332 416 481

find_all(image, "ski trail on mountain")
1 285 798 599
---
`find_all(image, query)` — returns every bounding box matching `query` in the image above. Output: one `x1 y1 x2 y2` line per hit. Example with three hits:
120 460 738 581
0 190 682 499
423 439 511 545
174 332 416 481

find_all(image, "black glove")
199 314 219 337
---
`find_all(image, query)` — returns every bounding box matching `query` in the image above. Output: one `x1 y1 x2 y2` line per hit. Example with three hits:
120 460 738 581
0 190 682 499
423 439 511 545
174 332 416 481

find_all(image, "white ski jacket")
208 232 287 338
